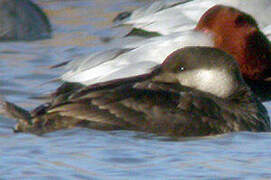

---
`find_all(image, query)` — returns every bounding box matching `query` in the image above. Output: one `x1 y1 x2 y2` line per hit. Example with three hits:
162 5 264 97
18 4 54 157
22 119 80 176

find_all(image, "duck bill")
152 72 179 84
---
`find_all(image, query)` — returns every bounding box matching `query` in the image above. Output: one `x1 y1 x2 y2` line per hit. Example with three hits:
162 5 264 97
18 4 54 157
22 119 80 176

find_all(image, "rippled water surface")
1 0 271 179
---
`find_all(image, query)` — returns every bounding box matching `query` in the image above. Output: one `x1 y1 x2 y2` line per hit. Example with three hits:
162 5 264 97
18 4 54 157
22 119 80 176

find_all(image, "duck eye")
179 66 185 72
235 15 257 27
235 15 247 26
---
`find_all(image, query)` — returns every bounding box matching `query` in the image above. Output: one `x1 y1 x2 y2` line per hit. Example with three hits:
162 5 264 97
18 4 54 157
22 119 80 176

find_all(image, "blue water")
1 0 271 179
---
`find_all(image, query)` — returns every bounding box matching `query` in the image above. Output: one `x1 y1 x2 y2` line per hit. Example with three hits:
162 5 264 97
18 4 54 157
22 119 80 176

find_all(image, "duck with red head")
195 5 271 101
58 5 271 101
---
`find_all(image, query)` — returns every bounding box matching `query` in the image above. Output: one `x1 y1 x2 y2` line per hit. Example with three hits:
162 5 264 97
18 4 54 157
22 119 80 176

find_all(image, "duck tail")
0 98 32 128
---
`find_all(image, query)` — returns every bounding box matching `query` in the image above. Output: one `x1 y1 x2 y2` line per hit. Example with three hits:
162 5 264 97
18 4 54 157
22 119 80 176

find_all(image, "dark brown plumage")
0 47 270 136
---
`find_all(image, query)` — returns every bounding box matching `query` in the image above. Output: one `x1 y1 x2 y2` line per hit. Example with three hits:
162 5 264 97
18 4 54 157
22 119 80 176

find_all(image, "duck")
195 5 271 101
60 5 271 101
114 0 271 35
1 47 270 136
0 0 51 41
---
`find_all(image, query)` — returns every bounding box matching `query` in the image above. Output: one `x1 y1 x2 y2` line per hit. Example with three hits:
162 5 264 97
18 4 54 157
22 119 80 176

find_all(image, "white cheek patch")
177 69 234 98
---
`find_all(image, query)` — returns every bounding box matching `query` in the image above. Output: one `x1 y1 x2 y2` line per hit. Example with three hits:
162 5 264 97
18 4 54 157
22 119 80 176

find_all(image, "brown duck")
0 47 270 136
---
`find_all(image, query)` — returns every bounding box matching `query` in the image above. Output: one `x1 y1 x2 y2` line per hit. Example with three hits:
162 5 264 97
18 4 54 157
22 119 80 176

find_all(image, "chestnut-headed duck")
1 47 270 136
114 0 271 35
195 5 271 101
60 5 271 101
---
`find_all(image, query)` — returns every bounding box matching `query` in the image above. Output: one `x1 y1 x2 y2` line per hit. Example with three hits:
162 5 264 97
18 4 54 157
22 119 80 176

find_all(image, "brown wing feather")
12 78 269 135
26 82 228 136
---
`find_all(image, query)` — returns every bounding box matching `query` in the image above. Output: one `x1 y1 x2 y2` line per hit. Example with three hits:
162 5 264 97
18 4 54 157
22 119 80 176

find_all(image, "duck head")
195 5 271 81
151 46 245 98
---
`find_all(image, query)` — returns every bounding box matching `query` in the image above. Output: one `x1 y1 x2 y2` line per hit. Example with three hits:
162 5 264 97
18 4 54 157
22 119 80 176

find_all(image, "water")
0 0 271 179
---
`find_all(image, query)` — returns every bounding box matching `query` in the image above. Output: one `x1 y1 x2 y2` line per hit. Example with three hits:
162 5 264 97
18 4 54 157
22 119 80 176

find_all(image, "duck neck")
242 31 271 80
217 30 271 81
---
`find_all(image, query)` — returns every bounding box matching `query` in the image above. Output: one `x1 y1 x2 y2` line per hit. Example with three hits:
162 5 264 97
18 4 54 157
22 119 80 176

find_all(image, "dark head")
152 46 246 98
195 5 271 81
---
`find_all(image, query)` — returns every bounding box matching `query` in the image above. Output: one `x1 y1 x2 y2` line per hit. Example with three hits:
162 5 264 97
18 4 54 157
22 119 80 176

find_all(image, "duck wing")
29 79 246 136
1 75 268 135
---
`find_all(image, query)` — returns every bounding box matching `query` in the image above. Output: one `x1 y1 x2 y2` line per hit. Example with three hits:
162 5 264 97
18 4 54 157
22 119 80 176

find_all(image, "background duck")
0 0 51 41
59 5 271 101
0 47 270 136
114 0 271 35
